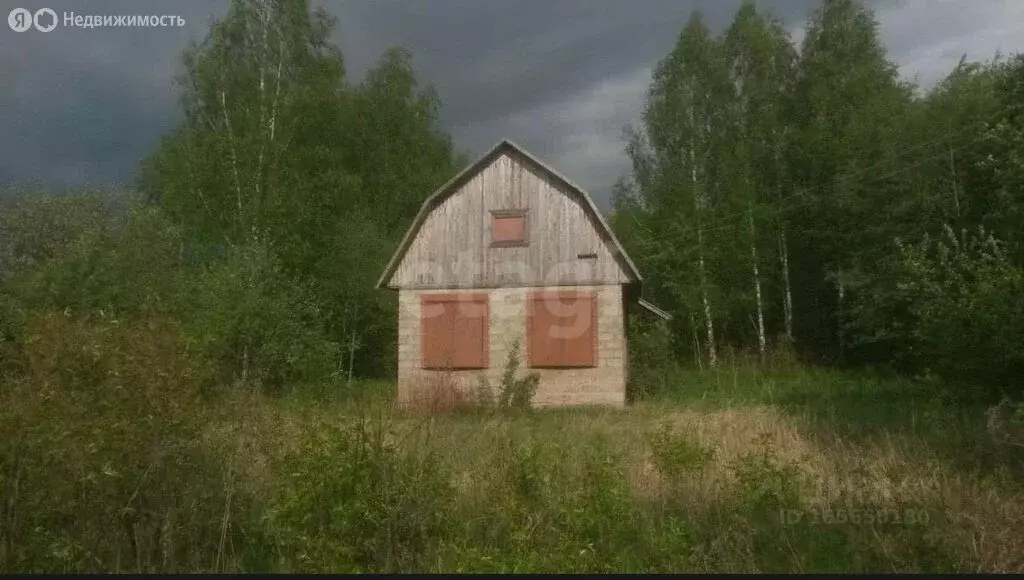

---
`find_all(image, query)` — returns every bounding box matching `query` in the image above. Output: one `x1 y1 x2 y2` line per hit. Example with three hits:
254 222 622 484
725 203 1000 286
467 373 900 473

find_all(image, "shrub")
0 195 183 319
0 193 111 278
986 398 1024 449
848 226 1024 400
179 242 339 393
473 340 540 411
732 441 803 519
261 416 453 572
625 315 677 402
496 341 540 410
0 313 235 573
442 434 693 573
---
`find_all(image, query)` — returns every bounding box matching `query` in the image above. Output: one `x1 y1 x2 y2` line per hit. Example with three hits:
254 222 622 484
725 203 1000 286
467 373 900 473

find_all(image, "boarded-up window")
527 291 596 368
491 209 527 246
421 293 489 369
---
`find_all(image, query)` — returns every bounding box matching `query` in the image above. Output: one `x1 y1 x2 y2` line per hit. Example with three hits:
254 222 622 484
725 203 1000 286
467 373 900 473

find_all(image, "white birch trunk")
779 229 794 342
219 88 245 227
690 312 703 371
748 202 766 360
697 228 717 368
252 1 271 227
772 128 794 345
688 101 717 369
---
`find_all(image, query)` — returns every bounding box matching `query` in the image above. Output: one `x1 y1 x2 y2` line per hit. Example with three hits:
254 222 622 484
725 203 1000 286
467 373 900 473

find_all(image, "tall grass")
2 329 1022 572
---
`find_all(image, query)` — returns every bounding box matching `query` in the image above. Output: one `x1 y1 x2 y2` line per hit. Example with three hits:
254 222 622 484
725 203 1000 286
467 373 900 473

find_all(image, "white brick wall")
396 285 627 408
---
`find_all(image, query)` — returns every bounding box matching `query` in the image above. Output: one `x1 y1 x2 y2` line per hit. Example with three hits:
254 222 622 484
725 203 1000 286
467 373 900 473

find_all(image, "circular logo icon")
8 7 32 32
33 8 57 32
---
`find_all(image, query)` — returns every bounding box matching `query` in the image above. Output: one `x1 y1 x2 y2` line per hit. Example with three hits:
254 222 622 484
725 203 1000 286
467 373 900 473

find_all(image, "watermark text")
8 8 185 32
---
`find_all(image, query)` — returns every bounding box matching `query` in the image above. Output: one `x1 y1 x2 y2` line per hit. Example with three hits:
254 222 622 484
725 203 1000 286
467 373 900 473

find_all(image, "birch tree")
141 0 347 249
140 1 464 383
723 2 797 357
625 12 731 368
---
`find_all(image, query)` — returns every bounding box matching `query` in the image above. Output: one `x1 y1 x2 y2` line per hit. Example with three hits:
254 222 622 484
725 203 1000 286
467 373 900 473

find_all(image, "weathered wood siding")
388 150 633 289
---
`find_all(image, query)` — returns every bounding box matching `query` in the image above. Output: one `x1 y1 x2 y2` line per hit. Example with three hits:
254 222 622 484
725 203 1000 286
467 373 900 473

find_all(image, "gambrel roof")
376 139 642 289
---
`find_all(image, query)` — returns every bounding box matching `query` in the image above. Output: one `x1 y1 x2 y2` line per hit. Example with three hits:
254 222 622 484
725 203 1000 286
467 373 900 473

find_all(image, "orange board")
421 293 489 369
527 291 596 368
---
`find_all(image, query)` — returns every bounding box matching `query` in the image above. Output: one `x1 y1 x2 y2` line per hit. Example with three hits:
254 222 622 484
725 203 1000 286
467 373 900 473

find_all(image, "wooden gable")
377 140 641 290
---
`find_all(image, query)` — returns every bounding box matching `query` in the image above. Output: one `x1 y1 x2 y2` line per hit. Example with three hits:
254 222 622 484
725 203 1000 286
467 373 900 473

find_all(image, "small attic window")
491 209 528 247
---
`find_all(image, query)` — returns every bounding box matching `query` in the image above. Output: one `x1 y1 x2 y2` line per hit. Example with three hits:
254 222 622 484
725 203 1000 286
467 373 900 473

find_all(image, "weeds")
3 358 1022 573
474 340 540 412
407 371 472 414
648 421 715 479
260 416 452 573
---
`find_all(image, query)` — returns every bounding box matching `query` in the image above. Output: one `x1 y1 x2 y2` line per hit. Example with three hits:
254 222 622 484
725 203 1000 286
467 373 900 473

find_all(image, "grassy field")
3 359 1023 573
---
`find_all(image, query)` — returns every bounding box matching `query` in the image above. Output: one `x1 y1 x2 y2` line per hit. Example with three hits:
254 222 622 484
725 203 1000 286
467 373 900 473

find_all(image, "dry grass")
373 394 1024 573
622 407 825 508
404 372 476 415
5 358 1022 573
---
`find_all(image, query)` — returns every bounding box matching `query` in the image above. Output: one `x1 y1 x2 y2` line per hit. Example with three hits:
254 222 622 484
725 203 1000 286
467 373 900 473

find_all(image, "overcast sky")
2 0 1023 209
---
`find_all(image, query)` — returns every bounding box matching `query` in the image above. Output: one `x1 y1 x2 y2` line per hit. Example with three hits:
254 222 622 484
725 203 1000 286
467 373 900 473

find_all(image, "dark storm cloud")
333 0 813 127
0 0 228 189
327 0 817 188
1 0 1021 209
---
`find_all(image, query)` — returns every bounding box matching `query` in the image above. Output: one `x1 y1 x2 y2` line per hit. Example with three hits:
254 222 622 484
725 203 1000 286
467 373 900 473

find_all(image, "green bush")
497 341 540 410
649 422 715 479
179 242 339 393
0 195 183 319
0 193 111 277
261 416 453 573
625 315 678 402
473 340 540 411
0 313 234 573
440 433 693 573
849 226 1024 400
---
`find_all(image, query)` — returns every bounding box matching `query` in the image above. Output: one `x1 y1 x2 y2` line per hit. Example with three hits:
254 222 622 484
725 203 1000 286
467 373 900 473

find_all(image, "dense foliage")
614 0 1024 400
134 0 461 383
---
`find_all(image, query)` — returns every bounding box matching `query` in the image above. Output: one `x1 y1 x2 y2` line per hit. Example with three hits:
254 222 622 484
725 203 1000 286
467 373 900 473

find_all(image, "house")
376 139 669 408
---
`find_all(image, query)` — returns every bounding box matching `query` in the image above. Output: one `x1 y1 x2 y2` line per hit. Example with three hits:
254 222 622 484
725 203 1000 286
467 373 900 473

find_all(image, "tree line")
1 0 1021 401
612 0 1023 400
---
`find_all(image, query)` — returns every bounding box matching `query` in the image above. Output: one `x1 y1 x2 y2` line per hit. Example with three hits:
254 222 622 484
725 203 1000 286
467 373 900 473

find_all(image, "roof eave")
637 298 673 321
